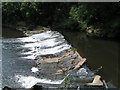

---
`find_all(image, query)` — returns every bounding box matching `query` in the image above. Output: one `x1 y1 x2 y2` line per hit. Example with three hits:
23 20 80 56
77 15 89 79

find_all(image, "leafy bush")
2 2 120 38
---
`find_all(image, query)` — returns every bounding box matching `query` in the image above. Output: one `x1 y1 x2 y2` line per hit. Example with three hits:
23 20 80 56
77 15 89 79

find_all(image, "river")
1 28 120 88
2 28 71 88
60 30 120 88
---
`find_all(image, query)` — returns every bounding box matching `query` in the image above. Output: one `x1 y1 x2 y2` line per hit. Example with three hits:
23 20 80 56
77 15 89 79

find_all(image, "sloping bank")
22 29 104 89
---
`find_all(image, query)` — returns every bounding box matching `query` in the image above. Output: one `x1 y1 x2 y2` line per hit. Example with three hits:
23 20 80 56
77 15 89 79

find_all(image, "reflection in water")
2 31 71 88
60 31 120 87
2 28 24 38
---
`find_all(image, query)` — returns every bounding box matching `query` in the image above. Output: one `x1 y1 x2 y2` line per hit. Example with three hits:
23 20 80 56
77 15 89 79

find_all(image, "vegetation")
2 2 120 39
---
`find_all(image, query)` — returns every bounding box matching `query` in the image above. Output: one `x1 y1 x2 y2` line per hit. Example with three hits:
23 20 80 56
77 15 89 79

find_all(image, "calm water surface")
60 31 120 88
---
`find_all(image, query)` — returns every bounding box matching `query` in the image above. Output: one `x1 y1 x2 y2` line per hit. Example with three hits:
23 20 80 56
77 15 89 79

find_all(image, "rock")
31 67 39 73
2 86 16 90
32 85 43 90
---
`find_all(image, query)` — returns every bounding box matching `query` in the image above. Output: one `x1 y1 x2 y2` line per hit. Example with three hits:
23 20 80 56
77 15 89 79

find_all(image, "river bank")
3 22 120 42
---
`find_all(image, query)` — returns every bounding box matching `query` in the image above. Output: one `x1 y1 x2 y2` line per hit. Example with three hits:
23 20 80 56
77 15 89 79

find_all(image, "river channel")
60 30 120 88
1 28 120 88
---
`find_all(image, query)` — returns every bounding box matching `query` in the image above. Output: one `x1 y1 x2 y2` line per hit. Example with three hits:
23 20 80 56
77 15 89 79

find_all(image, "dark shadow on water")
2 27 25 38
60 30 120 88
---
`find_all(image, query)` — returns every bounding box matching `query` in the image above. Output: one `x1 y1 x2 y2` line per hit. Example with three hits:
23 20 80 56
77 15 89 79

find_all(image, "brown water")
2 27 24 38
60 30 120 88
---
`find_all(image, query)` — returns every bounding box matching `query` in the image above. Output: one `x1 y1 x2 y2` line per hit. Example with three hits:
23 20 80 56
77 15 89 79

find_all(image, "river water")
1 28 120 88
2 29 71 88
60 31 120 88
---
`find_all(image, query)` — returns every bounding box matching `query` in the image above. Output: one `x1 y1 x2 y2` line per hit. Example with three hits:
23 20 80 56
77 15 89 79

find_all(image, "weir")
2 28 112 89
23 30 104 89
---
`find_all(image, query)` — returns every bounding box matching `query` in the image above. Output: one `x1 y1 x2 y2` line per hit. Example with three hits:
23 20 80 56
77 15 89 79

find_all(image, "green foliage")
66 3 120 38
80 21 87 30
63 18 79 30
69 6 79 21
60 77 73 89
71 47 77 52
2 2 120 39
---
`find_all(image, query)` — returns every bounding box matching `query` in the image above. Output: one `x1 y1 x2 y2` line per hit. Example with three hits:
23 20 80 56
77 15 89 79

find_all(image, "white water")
2 31 71 88
15 75 64 88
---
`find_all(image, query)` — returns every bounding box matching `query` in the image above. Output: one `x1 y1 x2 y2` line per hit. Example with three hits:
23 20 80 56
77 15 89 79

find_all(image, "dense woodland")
2 2 120 39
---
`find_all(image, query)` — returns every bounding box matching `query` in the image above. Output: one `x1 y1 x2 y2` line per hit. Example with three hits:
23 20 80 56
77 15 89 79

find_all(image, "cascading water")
2 31 71 88
2 29 119 89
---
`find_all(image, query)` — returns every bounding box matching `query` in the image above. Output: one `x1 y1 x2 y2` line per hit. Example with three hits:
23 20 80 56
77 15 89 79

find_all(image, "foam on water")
2 31 71 88
16 31 71 59
15 75 64 88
